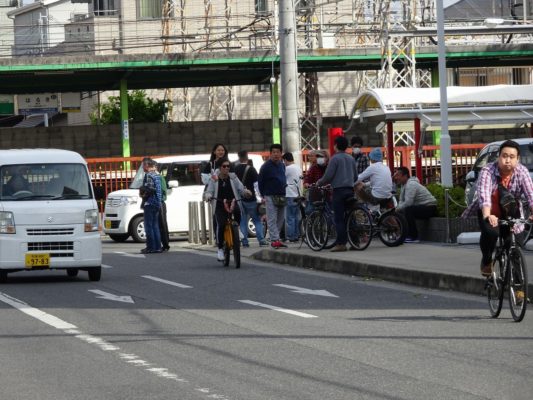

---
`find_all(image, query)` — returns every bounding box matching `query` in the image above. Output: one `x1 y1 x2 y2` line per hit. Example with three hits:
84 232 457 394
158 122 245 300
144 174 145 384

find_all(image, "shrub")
426 183 466 218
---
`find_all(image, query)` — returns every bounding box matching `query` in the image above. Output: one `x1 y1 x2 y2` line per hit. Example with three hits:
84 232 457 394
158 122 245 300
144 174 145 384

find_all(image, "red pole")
414 118 422 179
387 121 394 176
328 127 344 156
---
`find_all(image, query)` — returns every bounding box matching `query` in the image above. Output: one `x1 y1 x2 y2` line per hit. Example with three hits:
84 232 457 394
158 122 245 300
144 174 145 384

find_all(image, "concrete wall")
0 118 529 158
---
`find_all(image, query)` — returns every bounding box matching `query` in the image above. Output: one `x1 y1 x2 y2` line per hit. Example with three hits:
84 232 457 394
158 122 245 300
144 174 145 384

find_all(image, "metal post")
188 202 193 243
207 202 214 245
200 201 207 245
386 121 394 176
192 202 200 244
120 79 131 158
444 188 451 243
436 0 453 187
278 0 300 156
414 118 422 179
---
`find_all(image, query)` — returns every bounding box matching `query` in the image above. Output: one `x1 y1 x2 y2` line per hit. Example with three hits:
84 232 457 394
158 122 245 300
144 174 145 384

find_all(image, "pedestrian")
234 150 268 247
201 143 230 185
283 152 302 242
157 166 170 251
304 149 329 215
317 136 358 252
204 160 247 261
350 136 370 175
139 158 162 254
393 167 437 243
258 144 287 249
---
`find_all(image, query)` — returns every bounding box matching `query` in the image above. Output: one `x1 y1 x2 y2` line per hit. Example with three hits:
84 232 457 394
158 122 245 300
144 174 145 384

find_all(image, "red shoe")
271 241 282 249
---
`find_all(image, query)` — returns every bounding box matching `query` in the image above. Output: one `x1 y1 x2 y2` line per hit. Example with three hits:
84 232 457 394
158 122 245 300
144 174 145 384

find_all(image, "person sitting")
354 147 393 207
3 171 31 197
393 167 437 243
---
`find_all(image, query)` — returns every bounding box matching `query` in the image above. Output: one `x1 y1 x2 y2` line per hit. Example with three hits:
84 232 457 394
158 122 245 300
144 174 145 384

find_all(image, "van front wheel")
0 271 7 283
109 233 129 242
88 267 101 282
130 216 146 243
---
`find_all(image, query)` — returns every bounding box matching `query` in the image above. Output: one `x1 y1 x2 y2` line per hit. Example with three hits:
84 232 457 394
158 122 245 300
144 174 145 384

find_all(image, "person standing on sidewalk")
463 140 533 278
157 167 170 251
350 136 370 175
140 158 162 254
283 152 303 242
317 136 358 252
258 144 287 249
393 167 437 243
234 150 268 247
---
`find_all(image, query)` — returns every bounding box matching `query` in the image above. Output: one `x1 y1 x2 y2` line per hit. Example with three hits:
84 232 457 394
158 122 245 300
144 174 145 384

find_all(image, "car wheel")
109 233 130 242
88 267 102 282
130 216 146 243
247 217 256 238
66 269 79 277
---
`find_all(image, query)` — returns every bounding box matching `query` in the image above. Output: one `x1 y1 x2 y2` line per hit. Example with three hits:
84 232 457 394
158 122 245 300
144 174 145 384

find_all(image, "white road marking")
0 292 231 399
102 264 113 269
141 275 193 289
89 289 134 304
238 300 318 318
273 284 338 298
114 251 145 258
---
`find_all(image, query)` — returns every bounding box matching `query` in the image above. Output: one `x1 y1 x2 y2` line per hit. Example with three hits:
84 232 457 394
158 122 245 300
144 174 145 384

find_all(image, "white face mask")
317 157 325 166
352 147 361 155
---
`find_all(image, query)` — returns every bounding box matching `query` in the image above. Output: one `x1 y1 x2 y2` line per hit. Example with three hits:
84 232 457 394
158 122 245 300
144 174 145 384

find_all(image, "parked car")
103 153 264 242
465 138 533 206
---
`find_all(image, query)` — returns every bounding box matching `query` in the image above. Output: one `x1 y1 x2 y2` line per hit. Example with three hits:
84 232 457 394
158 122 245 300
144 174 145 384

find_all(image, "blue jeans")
332 187 354 245
240 200 264 244
144 204 161 252
285 197 300 240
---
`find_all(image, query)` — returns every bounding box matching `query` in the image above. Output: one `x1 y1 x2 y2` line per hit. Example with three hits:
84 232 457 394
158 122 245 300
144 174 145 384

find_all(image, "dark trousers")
159 201 170 249
477 211 510 265
402 205 437 239
214 206 241 249
332 187 355 245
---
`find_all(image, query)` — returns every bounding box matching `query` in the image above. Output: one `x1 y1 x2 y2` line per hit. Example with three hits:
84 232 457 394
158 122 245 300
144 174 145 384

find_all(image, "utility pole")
278 0 301 165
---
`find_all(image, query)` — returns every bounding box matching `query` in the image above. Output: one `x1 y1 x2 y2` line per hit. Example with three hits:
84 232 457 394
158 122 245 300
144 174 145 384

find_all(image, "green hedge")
426 184 467 218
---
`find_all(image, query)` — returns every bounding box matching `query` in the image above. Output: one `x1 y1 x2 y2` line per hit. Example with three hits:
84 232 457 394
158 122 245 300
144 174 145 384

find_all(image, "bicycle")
486 217 529 322
304 185 337 251
209 198 241 269
346 196 407 250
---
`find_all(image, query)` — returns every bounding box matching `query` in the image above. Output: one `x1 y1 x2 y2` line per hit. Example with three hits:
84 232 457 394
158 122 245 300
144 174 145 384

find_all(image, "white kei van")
103 153 264 242
0 149 102 282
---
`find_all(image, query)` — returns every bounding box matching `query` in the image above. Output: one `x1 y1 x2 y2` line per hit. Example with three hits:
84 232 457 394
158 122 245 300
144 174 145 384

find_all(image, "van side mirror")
168 180 179 189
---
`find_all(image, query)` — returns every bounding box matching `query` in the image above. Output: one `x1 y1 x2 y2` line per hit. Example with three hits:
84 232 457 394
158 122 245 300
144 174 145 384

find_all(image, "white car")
103 153 264 242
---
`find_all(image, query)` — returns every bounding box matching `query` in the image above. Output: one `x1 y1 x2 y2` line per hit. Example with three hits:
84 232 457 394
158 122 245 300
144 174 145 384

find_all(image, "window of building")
93 0 117 16
139 0 162 19
255 0 268 16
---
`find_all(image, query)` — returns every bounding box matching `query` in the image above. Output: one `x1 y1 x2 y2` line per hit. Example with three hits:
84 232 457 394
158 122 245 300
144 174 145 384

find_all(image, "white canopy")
349 84 533 131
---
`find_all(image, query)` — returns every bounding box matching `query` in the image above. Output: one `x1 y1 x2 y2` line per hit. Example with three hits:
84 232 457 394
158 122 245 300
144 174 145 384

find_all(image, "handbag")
271 195 286 207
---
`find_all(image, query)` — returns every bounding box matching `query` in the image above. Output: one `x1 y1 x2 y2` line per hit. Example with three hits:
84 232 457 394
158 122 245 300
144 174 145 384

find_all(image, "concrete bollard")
188 202 194 243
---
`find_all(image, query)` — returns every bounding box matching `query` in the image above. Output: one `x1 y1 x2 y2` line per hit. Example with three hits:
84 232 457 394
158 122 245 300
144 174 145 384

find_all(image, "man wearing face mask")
350 136 369 175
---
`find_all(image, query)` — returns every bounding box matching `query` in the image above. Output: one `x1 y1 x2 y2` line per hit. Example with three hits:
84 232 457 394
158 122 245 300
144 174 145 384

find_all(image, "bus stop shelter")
347 84 533 179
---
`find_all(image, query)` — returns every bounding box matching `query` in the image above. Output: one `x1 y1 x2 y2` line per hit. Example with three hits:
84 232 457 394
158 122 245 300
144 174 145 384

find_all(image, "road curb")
250 249 498 297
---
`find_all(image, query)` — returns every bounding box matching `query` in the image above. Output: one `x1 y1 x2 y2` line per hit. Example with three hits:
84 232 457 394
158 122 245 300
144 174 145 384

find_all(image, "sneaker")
404 237 420 243
242 242 250 248
162 246 170 252
480 261 492 277
217 249 225 261
259 240 269 246
140 248 149 254
271 241 285 249
515 290 525 304
330 244 347 252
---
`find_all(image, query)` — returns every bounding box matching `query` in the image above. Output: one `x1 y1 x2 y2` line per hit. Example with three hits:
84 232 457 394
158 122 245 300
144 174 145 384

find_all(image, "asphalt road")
0 240 532 400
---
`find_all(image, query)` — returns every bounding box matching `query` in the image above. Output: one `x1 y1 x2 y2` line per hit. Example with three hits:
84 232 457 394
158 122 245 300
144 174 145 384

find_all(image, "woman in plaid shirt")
463 140 533 277
304 150 329 214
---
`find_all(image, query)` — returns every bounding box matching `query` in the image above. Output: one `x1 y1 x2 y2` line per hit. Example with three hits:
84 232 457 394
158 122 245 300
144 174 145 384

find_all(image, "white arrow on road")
89 289 134 303
273 284 338 298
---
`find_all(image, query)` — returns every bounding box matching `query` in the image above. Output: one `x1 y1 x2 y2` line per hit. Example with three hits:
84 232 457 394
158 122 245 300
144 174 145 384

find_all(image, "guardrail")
86 144 485 212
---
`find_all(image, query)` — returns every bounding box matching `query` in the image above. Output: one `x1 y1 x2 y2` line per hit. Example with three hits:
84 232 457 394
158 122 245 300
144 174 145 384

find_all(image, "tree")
90 90 170 125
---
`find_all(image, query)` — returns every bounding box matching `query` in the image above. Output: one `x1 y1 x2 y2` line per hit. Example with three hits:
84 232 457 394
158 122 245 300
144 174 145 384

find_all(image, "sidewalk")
178 239 533 297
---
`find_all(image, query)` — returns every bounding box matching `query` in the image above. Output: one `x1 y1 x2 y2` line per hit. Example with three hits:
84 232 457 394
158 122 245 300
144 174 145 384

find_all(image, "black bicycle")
486 218 529 322
208 198 241 268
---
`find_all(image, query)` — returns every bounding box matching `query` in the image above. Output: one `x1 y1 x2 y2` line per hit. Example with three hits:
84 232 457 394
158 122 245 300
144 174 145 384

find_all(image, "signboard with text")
18 93 59 116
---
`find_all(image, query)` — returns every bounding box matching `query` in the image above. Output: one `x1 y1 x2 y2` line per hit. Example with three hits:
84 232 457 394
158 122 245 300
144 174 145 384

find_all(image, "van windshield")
0 163 93 201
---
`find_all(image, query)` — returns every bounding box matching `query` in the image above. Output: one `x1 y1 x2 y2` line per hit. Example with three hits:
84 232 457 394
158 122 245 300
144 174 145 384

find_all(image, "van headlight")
85 209 99 232
118 196 138 206
0 211 16 234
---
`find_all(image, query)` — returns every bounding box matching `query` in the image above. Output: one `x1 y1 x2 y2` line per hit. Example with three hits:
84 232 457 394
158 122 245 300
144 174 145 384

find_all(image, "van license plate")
104 219 111 229
25 254 50 268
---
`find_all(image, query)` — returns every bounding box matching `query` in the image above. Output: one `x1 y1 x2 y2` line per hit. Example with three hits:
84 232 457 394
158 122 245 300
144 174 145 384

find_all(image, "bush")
426 183 466 218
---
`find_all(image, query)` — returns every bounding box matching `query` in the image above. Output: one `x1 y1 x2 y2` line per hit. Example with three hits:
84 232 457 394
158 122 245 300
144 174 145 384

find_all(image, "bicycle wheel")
306 211 327 251
487 253 505 318
231 223 241 269
346 206 373 251
223 223 232 267
508 248 528 322
323 212 337 250
378 211 407 247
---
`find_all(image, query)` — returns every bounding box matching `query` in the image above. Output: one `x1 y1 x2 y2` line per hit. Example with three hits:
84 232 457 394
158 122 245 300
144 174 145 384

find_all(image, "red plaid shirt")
304 164 326 186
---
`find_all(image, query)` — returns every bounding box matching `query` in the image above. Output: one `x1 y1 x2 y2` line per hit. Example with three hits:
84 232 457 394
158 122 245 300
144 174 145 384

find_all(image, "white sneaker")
217 249 225 261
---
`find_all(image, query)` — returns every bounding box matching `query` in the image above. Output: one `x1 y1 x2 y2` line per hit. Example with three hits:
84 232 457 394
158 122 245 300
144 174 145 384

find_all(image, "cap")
368 148 383 162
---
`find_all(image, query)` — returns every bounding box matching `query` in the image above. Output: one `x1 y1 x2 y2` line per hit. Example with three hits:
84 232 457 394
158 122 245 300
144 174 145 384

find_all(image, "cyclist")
354 147 394 208
204 159 249 261
463 140 533 283
316 136 358 252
